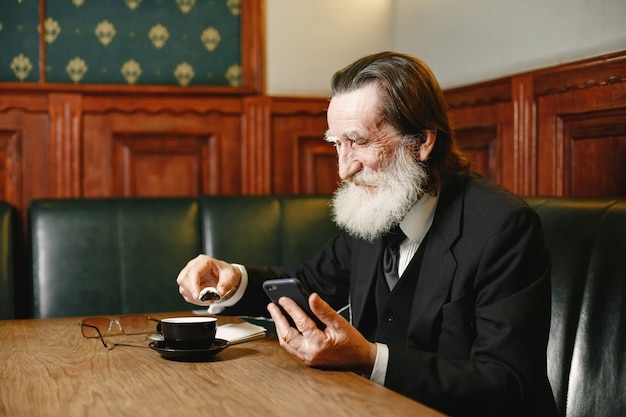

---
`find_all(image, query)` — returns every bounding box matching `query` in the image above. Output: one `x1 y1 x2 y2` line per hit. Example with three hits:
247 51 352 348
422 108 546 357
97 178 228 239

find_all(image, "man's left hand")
267 293 377 375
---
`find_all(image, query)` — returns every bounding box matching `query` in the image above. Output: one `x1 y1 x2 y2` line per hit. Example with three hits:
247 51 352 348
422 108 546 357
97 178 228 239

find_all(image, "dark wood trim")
533 52 626 96
242 96 272 195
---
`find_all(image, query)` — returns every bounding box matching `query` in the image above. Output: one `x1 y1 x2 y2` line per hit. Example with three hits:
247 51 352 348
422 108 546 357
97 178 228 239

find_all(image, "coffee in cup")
158 317 217 349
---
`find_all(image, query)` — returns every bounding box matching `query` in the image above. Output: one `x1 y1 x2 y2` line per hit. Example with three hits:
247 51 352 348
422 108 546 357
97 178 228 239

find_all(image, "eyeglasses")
80 315 160 349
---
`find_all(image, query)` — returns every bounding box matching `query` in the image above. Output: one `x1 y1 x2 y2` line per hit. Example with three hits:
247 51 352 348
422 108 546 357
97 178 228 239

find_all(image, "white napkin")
215 322 267 344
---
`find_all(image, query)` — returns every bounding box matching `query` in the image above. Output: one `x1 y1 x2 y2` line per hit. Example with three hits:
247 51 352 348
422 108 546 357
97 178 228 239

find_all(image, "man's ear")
418 130 436 161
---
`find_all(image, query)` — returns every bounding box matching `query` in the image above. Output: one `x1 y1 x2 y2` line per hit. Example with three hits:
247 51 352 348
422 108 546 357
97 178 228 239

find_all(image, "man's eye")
353 137 369 146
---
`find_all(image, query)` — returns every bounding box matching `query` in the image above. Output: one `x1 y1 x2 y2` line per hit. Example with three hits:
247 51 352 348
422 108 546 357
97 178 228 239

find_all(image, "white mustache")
345 171 383 188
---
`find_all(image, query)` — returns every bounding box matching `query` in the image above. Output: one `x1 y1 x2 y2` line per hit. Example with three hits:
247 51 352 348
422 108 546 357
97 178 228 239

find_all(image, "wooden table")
0 313 445 417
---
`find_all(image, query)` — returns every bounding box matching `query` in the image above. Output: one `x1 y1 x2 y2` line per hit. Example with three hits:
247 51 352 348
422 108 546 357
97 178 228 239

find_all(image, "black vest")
359 236 428 343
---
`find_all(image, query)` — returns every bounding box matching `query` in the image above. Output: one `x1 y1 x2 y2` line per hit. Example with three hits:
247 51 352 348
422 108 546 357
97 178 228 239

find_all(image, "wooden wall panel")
0 50 624 237
455 125 498 180
537 84 626 196
0 128 22 208
294 135 338 194
269 97 335 194
511 74 537 195
48 94 82 197
449 101 514 191
82 109 242 198
446 50 626 197
241 96 271 194
0 108 48 219
571 135 626 197
113 133 216 197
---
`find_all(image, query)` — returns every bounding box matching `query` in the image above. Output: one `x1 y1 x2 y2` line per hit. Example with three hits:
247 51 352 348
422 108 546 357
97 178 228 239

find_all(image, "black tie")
383 225 406 290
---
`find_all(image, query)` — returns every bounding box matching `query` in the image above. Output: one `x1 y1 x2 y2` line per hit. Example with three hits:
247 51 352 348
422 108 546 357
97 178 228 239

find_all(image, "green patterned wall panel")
0 0 41 82
1 0 242 86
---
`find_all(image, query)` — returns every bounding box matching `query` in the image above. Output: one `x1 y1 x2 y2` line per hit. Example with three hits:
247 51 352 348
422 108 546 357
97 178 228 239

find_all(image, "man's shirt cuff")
207 264 248 314
370 342 389 385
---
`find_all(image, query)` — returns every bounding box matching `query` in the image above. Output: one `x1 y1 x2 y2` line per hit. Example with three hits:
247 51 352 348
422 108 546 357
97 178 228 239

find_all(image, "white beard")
331 145 428 241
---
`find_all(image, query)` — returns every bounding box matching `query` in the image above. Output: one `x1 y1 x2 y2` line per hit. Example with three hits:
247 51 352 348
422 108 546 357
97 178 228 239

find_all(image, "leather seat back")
29 198 201 318
199 196 284 265
280 196 339 265
0 201 15 319
526 198 626 417
29 195 338 319
198 195 338 266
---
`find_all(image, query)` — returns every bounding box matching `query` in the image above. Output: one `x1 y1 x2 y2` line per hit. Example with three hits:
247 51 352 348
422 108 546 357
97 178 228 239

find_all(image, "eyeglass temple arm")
80 323 109 348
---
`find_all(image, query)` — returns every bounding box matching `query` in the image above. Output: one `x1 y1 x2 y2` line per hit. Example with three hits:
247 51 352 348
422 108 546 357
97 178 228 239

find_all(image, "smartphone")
262 278 326 330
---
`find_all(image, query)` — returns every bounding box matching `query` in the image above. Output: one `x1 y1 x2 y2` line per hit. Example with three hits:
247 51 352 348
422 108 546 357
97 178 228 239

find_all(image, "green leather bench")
25 195 626 417
523 197 626 417
28 196 337 319
0 201 15 320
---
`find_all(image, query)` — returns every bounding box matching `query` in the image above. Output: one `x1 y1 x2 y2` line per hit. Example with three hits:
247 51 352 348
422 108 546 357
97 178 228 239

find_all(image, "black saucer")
149 338 230 361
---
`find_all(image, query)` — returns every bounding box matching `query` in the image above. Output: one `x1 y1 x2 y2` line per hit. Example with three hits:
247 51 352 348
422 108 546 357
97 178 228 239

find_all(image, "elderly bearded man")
177 52 557 417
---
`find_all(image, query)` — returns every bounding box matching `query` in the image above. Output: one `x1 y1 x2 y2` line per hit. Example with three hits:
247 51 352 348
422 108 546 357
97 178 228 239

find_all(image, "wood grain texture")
0 315 445 417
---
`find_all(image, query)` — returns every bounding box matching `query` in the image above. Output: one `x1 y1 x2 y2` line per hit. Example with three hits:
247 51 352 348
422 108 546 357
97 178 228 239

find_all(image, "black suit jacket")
231 174 557 416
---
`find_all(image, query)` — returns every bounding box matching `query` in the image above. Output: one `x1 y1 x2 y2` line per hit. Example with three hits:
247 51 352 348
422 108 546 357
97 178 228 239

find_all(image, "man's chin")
331 187 408 242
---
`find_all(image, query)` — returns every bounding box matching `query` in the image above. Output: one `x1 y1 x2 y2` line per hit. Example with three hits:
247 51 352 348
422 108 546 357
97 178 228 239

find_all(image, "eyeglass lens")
81 315 152 338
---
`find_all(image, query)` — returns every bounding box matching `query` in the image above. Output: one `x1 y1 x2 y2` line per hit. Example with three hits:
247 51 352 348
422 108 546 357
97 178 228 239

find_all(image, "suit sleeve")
220 232 352 318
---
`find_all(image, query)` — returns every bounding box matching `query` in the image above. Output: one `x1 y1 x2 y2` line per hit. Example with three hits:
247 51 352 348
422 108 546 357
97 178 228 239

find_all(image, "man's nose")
337 145 362 180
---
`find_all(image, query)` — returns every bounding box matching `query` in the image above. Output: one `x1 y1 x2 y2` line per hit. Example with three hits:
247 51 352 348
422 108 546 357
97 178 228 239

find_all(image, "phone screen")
262 278 326 330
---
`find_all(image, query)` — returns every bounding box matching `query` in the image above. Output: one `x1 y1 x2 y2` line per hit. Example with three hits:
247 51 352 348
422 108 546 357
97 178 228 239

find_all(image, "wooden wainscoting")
241 96 333 195
535 83 626 197
0 51 625 233
0 90 333 234
269 97 336 195
80 95 244 198
446 50 626 197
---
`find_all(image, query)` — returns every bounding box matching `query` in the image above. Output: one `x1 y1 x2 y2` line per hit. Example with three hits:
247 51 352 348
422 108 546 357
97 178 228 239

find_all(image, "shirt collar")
399 193 439 244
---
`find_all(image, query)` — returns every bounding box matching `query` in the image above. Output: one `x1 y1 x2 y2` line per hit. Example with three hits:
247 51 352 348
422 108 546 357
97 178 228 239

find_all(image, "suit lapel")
409 180 465 349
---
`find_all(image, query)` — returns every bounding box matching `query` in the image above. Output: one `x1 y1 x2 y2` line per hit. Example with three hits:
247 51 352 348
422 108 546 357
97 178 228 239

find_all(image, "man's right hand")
176 254 242 306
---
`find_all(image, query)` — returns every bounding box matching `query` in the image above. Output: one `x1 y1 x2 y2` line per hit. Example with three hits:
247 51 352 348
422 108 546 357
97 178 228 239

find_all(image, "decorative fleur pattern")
121 59 142 84
10 54 33 81
124 0 142 11
66 57 88 83
176 0 196 14
0 0 241 86
94 20 116 47
225 64 241 87
201 27 221 52
226 0 241 16
44 17 62 44
1 0 39 82
174 61 194 86
149 24 169 49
